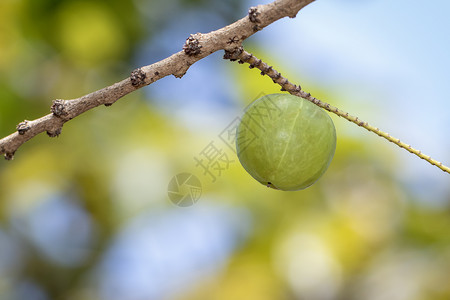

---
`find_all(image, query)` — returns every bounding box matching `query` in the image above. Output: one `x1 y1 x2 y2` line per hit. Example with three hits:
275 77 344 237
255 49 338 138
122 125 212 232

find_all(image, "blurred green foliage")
0 1 449 300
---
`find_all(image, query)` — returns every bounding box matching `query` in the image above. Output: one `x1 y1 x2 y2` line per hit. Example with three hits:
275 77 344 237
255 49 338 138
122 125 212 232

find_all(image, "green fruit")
236 93 336 191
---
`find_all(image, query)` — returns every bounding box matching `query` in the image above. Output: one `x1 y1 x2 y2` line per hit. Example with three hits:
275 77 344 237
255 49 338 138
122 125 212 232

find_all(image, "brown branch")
0 0 315 160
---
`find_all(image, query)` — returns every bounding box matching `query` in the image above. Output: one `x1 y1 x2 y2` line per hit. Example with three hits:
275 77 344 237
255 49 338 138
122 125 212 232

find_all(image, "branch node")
248 7 261 23
223 47 243 61
51 99 69 118
4 152 14 161
47 127 62 138
130 68 147 87
260 64 270 75
183 33 202 56
16 120 31 135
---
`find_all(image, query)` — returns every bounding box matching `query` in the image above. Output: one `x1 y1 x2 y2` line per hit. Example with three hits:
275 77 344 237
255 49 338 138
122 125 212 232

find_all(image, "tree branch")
224 48 450 175
0 0 315 160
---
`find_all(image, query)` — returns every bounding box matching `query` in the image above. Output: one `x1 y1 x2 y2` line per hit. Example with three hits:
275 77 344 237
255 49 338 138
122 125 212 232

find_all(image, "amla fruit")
236 94 336 191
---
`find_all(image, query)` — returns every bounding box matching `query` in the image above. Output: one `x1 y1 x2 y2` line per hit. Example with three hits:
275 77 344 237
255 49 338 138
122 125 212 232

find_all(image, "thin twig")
225 48 450 175
0 0 315 160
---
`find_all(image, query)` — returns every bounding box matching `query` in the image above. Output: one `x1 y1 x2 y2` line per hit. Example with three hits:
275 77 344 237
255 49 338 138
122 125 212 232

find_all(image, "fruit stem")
227 48 450 175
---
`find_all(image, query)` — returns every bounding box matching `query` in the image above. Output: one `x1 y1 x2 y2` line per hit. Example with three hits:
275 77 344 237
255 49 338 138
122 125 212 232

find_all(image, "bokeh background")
1 0 450 299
